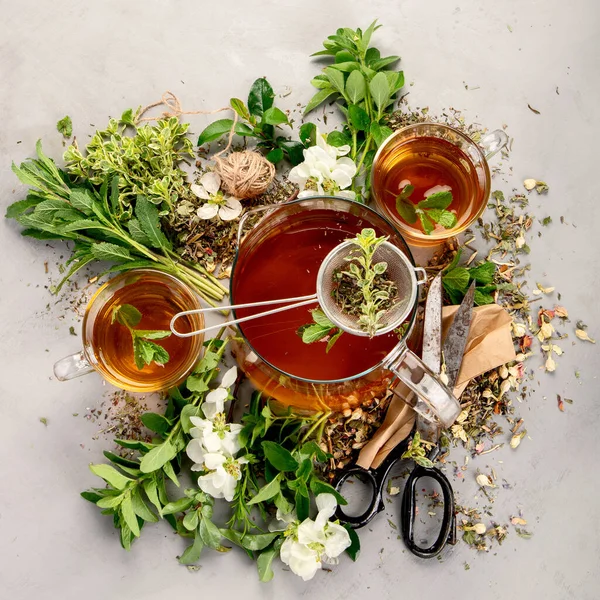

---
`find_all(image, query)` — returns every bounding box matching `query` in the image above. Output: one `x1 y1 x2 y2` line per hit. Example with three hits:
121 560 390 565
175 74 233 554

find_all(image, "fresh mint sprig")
297 309 344 353
111 303 171 370
395 185 458 235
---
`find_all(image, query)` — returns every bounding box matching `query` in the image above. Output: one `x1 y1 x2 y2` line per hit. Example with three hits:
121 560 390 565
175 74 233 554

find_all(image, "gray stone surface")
1 1 599 598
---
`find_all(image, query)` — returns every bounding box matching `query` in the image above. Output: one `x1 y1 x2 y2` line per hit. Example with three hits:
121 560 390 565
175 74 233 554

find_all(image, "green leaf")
229 97 251 121
266 148 284 164
195 349 220 373
131 489 158 522
183 509 199 531
90 241 132 263
384 70 405 94
197 119 254 146
69 188 96 215
89 464 133 490
262 441 299 472
180 404 202 434
427 209 457 229
310 75 332 89
329 61 360 73
295 489 309 521
324 67 346 96
335 49 355 63
220 529 277 551
370 122 393 147
140 440 177 473
140 412 171 435
443 267 470 292
348 104 370 131
135 330 171 340
263 106 289 126
186 375 209 394
199 517 223 550
345 70 367 104
418 211 435 235
311 309 335 328
56 115 73 138
304 89 338 115
142 478 162 515
370 56 401 71
96 494 124 509
81 490 104 504
248 476 281 505
369 72 390 113
162 496 194 515
468 262 496 285
257 546 278 582
135 196 171 250
162 460 180 487
418 191 453 210
344 524 361 561
120 494 140 537
127 218 153 246
299 122 317 146
301 323 331 344
361 20 381 52
102 451 140 469
179 531 204 565
326 131 352 148
111 303 142 327
474 289 496 306
248 78 275 117
120 108 136 126
396 198 417 224
5 195 44 219
309 477 348 505
277 139 305 165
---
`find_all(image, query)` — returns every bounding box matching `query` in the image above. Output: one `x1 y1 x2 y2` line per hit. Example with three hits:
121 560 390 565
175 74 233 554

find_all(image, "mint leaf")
135 196 171 250
474 289 496 305
57 115 73 138
345 69 366 104
310 309 335 328
427 208 457 229
396 198 417 224
442 267 470 292
133 330 171 340
261 441 299 472
304 88 338 115
326 329 344 353
301 323 331 344
369 72 390 113
397 184 414 201
468 262 496 285
111 304 142 327
418 191 453 210
348 104 370 131
418 211 435 235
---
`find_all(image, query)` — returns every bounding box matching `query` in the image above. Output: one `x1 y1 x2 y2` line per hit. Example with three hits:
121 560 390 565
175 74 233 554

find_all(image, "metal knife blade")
421 273 443 374
443 282 476 388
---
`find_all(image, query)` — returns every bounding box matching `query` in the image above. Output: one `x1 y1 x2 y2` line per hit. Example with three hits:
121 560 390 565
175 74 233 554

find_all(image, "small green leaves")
229 97 251 121
348 104 370 131
139 440 177 474
262 441 299 472
248 475 281 505
262 107 289 126
298 308 343 351
394 185 457 234
197 119 254 146
89 464 133 490
443 259 497 305
56 115 73 138
369 72 390 113
248 77 275 117
304 88 338 115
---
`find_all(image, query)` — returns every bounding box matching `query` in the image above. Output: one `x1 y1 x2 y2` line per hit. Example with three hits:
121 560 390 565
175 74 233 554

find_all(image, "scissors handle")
400 464 456 559
334 466 384 529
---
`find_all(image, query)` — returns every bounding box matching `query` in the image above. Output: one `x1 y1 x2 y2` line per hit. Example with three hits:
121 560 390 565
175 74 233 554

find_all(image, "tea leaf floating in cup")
395 184 457 235
111 304 172 370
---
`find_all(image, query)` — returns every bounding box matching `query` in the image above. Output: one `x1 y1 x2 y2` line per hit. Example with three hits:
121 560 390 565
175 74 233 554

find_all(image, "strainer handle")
388 349 460 429
415 267 427 285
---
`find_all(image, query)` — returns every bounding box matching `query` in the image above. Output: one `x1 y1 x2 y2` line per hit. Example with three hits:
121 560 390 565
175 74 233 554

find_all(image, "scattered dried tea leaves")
557 395 565 412
527 104 541 115
39 417 48 426
510 516 527 526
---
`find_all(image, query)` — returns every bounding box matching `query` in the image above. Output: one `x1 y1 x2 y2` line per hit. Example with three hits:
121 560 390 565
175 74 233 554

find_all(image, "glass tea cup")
372 123 508 247
54 269 204 392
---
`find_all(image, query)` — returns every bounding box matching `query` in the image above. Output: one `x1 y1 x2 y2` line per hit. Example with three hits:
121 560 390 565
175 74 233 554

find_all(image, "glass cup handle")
479 129 509 161
388 349 460 428
54 351 95 381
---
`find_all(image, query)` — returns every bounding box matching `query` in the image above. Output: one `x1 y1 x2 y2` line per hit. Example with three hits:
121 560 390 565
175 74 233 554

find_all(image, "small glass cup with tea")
54 269 204 392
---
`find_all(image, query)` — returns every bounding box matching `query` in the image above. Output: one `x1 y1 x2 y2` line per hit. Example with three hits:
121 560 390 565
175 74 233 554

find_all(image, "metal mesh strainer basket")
316 240 418 336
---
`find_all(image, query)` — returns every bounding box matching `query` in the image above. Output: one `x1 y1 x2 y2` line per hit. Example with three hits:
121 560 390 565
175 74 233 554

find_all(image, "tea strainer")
170 241 426 338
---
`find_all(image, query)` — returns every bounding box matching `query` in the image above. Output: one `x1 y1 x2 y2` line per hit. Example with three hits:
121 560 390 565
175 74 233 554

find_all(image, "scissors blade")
443 282 476 389
421 273 443 374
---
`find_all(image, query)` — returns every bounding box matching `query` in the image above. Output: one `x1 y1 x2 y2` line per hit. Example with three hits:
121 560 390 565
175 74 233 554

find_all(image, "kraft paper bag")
357 304 516 469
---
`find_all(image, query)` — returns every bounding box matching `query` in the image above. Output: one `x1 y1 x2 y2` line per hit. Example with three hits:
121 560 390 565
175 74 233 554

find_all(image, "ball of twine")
214 150 276 199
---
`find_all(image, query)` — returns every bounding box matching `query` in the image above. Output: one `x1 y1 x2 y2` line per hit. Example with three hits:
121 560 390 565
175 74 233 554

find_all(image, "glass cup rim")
229 195 419 385
372 122 491 242
82 268 203 391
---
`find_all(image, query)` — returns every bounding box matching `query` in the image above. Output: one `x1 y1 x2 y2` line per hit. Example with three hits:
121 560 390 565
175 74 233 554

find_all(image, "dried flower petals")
575 328 596 343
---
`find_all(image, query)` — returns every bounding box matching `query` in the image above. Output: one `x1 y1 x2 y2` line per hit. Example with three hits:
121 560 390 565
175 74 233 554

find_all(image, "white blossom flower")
196 452 248 502
288 130 357 200
277 493 351 581
191 172 242 221
188 415 242 456
202 366 237 420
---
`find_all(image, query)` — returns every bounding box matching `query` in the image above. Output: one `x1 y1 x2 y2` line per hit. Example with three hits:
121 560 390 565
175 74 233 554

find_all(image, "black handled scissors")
334 276 475 559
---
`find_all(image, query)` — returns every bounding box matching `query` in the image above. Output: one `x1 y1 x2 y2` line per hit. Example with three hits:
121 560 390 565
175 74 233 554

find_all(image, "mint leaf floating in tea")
111 303 172 370
394 184 458 235
297 309 344 352
331 228 399 337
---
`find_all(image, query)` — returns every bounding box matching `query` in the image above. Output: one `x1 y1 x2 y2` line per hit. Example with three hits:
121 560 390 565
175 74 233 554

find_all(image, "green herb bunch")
111 304 171 370
395 184 457 235
305 20 404 200
225 394 359 581
197 78 305 166
82 337 229 552
5 142 226 302
64 110 194 213
442 248 498 305
332 228 399 336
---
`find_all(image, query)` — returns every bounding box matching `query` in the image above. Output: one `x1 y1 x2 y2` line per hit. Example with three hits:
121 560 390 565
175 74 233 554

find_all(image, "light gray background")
1 1 599 598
